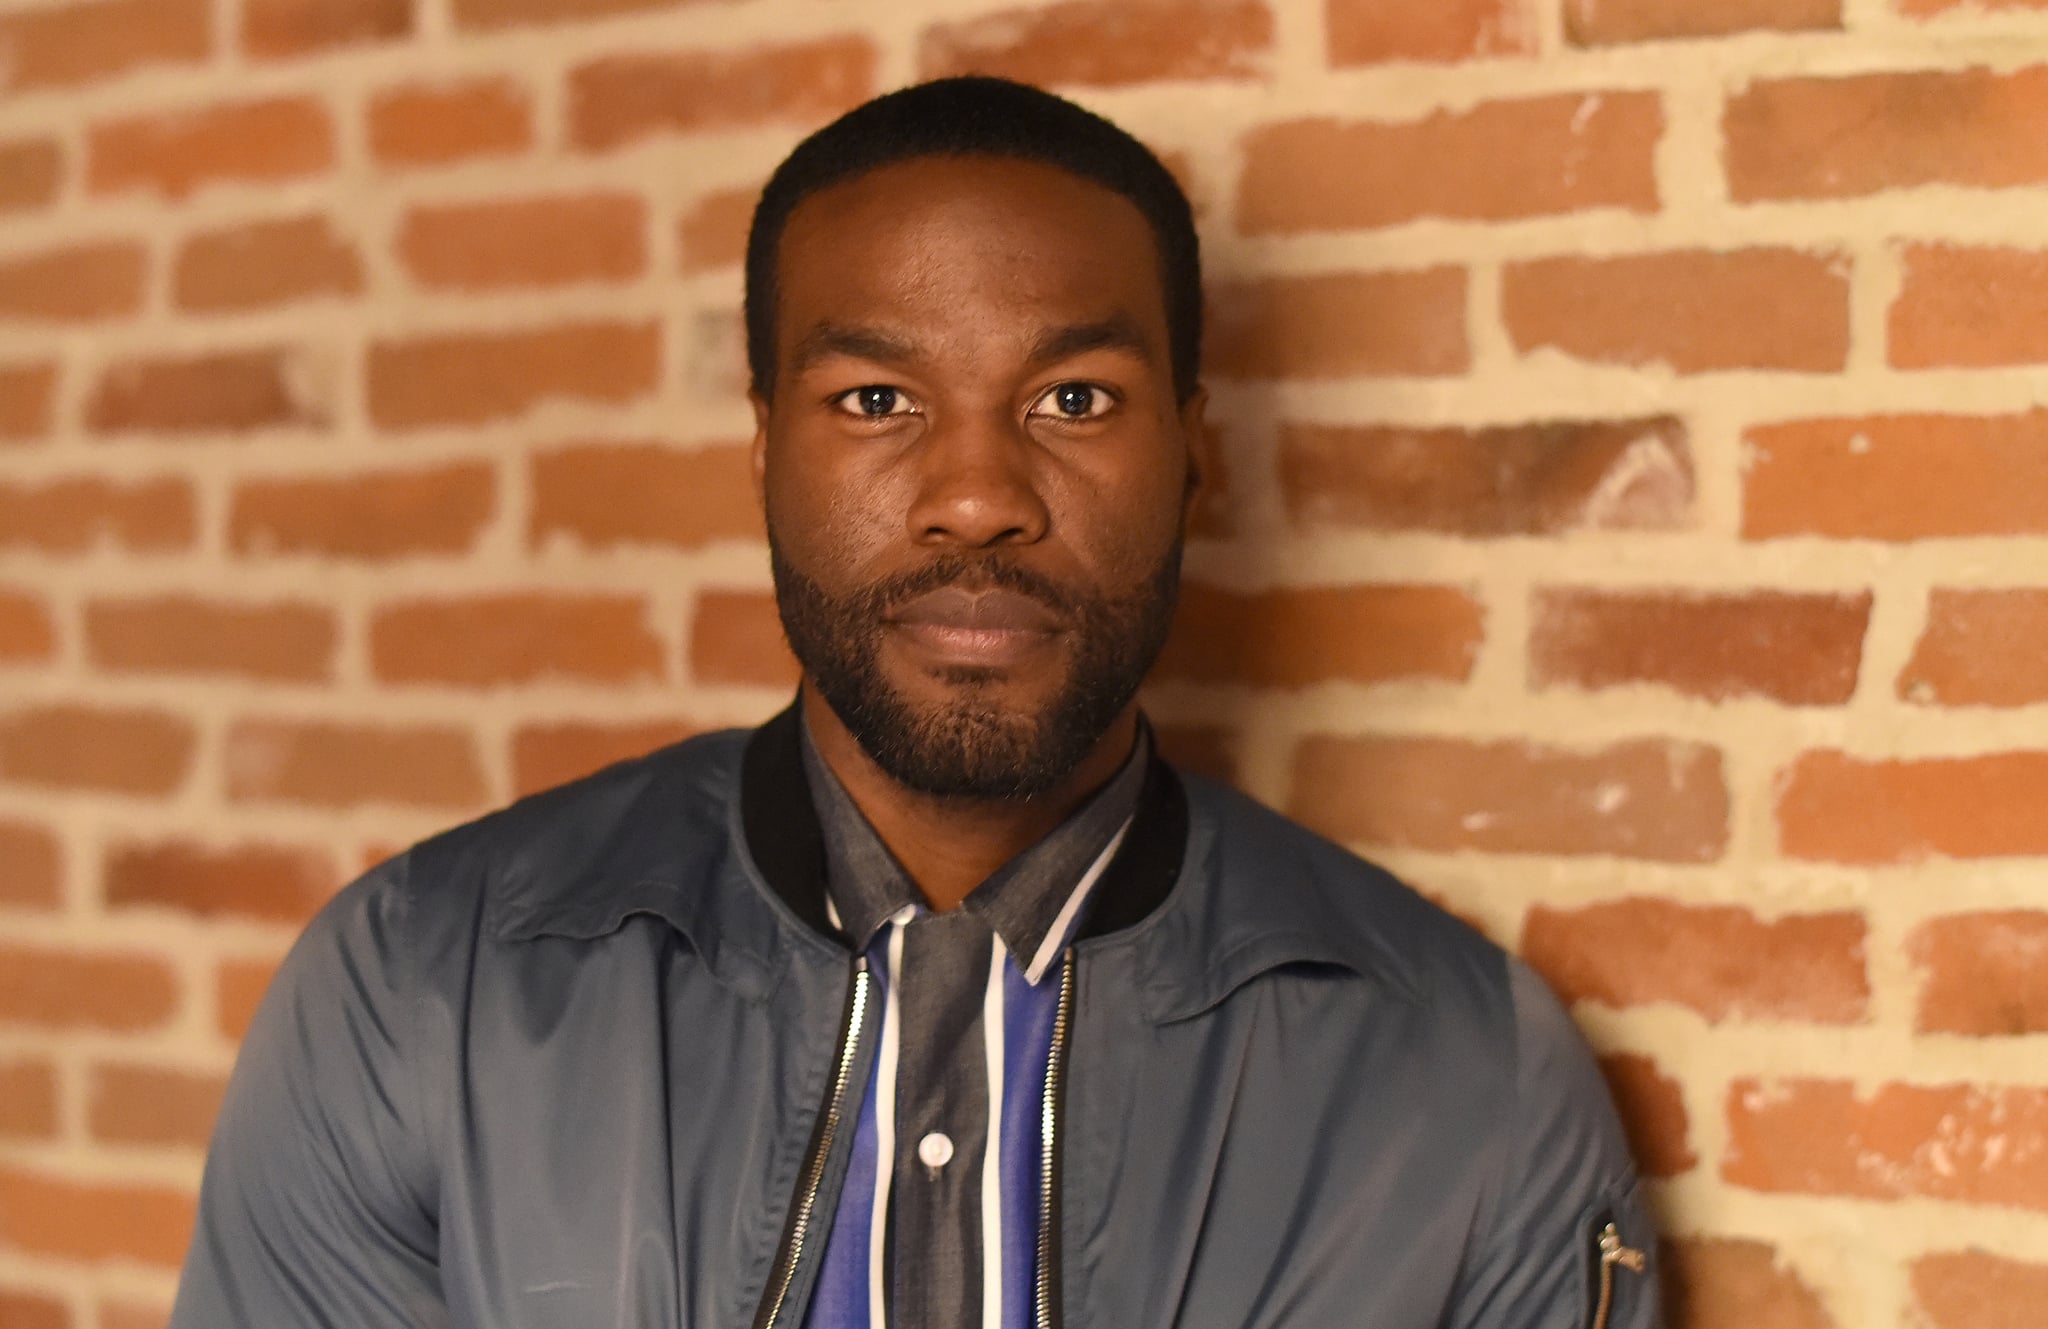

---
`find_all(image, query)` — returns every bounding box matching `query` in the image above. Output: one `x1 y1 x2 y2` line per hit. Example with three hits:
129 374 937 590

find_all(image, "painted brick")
1726 66 2048 202
1156 583 1484 687
0 1058 60 1139
0 1166 194 1266
570 37 877 152
919 0 1273 87
225 718 489 810
242 0 411 58
1913 1250 2048 1329
0 477 195 554
1724 1078 2048 1211
0 704 195 795
86 349 316 434
1744 413 2048 541
86 596 335 682
1290 735 1729 861
1911 911 2048 1036
1326 0 1535 64
87 1064 229 1147
0 817 62 907
1208 269 1468 378
453 0 688 27
216 957 279 1041
1523 898 1869 1023
0 362 58 441
0 588 56 663
512 719 703 796
1779 750 2048 863
1530 588 1871 705
1891 245 2048 369
89 96 335 199
230 462 494 561
530 441 760 550
399 192 647 290
370 593 664 686
1899 588 2048 707
689 590 798 687
1599 1052 1698 1178
0 138 63 212
1662 1238 1837 1329
1503 249 1850 373
367 320 661 428
0 240 147 322
0 944 178 1032
678 188 756 273
102 838 338 925
1567 0 1839 44
1239 94 1659 232
174 214 364 312
368 78 534 167
0 0 209 93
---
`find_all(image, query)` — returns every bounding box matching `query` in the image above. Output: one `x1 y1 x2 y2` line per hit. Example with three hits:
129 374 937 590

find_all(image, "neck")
799 683 1139 913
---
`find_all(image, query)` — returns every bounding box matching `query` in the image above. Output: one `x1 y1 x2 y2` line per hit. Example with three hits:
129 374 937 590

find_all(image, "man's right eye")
833 386 914 417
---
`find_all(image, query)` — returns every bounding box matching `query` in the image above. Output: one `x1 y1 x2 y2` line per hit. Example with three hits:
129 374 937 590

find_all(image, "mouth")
885 586 1066 670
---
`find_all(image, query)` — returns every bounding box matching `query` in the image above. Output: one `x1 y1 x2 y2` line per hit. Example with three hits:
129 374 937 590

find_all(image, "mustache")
863 555 1079 622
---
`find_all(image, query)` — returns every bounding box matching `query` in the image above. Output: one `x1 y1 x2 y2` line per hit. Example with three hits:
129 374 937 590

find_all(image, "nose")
905 407 1049 548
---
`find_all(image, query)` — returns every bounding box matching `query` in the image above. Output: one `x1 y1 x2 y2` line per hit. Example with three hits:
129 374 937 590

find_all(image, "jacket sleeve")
1444 958 1665 1329
170 858 448 1329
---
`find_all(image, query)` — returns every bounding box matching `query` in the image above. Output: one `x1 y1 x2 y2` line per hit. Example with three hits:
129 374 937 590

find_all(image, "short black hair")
744 76 1202 404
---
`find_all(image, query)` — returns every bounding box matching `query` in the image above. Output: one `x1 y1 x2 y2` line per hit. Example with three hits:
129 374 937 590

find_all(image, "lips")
889 586 1065 634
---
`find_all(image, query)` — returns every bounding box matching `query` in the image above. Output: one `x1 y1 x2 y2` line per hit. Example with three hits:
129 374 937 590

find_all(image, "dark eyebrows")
1029 314 1155 368
787 322 919 375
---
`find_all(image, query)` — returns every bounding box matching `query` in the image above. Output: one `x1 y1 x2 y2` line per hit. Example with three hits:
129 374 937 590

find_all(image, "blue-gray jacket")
172 708 1662 1329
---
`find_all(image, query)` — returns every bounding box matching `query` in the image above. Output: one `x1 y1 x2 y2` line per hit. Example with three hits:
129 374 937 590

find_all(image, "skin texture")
751 154 1207 910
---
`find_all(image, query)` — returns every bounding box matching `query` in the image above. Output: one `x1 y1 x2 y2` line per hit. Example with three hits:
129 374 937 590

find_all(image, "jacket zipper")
1035 948 1076 1329
752 957 873 1329
1589 1219 1646 1329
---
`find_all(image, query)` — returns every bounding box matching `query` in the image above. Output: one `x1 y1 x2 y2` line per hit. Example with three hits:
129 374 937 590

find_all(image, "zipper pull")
1599 1222 1647 1275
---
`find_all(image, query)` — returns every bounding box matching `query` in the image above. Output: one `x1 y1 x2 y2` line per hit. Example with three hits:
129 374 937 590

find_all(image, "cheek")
764 439 906 569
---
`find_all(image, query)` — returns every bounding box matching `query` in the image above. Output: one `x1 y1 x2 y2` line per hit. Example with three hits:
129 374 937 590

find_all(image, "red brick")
1779 750 2048 863
85 596 334 682
0 362 58 441
0 589 56 664
1891 245 2048 369
531 441 762 553
1327 0 1535 64
512 719 702 796
0 1291 68 1329
919 0 1273 87
0 705 194 795
369 77 533 166
1240 94 1659 232
103 838 337 925
371 593 664 686
0 0 209 93
1744 413 2048 541
1663 1238 1836 1329
1724 1078 2048 1210
215 957 278 1041
1900 588 2048 707
225 718 488 810
100 1304 167 1329
367 320 660 429
569 37 876 152
1904 0 2048 10
1280 417 1692 537
1531 588 1870 705
1914 1250 2048 1329
1599 1052 1697 1178
1911 912 2048 1037
1726 66 2048 202
689 590 798 687
243 0 410 58
0 818 63 907
0 240 146 322
1156 583 1483 688
0 944 178 1032
1504 249 1850 373
0 1166 193 1266
89 96 334 200
678 188 756 273
86 349 316 434
174 214 363 312
0 477 194 553
0 138 63 212
453 0 690 26
1567 0 1838 44
0 1058 60 1140
230 463 494 561
87 1064 228 1147
1523 899 1868 1023
398 192 646 290
1290 735 1729 861
1152 725 1241 787
1208 269 1468 379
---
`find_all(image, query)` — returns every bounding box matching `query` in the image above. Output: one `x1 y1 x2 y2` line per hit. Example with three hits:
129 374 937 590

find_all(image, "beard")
770 538 1181 800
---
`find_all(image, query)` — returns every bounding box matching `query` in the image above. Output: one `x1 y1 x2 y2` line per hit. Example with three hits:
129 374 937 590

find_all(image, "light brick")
1891 245 2048 369
0 477 195 554
94 591 337 687
530 441 760 550
103 838 337 925
0 1058 60 1139
87 1064 229 1147
0 138 63 212
369 78 534 167
243 0 410 58
453 0 689 26
1567 0 1839 44
0 1166 194 1266
174 214 364 312
0 588 57 663
86 349 316 434
367 320 661 429
0 817 63 907
919 0 1273 87
225 718 489 810
231 463 494 561
0 944 179 1032
1326 0 1535 64
1239 95 1659 232
89 96 335 199
1290 735 1729 861
398 192 646 290
512 719 702 796
689 590 798 686
216 957 278 1041
0 240 147 322
1599 1052 1697 1178
1899 589 2048 707
1911 911 2048 1036
1208 269 1468 378
1156 583 1483 687
0 0 209 93
0 704 195 795
570 37 877 152
370 593 664 686
1662 1238 1837 1329
1779 749 2048 863
0 362 58 441
1913 1250 2048 1329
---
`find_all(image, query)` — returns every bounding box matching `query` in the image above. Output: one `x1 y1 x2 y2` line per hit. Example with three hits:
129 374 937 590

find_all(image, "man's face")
754 154 1202 799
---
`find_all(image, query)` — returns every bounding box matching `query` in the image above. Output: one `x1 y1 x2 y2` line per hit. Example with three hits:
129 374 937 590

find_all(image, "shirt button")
917 1132 955 1170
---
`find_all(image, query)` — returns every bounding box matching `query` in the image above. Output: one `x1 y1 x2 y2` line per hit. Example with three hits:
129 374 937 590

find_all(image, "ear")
749 388 772 504
1177 385 1211 526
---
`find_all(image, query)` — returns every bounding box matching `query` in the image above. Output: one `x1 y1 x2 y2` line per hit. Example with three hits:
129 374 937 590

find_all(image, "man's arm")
1446 959 1664 1329
171 858 447 1328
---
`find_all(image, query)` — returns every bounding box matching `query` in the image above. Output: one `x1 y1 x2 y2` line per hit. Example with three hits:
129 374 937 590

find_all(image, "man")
172 77 1660 1329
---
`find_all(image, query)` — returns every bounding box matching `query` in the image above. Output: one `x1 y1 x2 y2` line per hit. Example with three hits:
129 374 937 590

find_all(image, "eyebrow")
787 322 921 375
1028 315 1155 368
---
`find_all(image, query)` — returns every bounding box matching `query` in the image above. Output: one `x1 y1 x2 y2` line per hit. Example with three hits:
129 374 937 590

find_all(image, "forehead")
773 155 1169 353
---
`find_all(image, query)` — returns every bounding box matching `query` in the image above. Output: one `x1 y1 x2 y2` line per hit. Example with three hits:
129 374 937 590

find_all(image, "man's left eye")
1029 383 1114 420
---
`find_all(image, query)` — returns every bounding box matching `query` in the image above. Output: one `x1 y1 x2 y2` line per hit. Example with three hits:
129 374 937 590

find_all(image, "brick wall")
3 0 2047 1324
